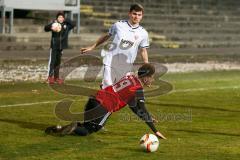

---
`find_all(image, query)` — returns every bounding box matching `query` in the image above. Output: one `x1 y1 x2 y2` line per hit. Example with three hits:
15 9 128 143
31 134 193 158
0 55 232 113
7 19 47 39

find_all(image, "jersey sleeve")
65 18 76 30
128 89 157 133
44 22 54 32
139 31 150 48
108 22 117 36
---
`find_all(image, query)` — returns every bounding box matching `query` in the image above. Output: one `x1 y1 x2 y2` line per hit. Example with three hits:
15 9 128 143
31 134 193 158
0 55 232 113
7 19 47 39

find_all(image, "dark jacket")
44 19 75 50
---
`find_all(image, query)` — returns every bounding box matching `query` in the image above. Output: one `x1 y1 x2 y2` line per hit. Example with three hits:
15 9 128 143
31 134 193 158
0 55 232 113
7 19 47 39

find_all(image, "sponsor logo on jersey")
119 39 134 50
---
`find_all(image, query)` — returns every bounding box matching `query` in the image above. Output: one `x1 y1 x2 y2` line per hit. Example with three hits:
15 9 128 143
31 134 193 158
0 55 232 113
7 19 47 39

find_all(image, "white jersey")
101 20 149 65
100 20 149 88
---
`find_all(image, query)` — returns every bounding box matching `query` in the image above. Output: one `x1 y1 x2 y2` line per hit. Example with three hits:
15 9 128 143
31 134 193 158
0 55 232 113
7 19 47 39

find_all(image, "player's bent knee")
74 127 90 136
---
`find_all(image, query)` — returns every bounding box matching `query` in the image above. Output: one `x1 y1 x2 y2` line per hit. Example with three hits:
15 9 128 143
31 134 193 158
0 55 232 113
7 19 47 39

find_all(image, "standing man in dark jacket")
44 12 75 84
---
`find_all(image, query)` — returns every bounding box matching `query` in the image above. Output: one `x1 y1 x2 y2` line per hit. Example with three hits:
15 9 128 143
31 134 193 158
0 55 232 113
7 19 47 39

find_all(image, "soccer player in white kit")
81 4 149 89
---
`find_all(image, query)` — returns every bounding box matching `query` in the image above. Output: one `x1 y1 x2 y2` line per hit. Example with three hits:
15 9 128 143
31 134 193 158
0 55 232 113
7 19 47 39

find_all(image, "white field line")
0 100 60 108
0 99 85 108
0 85 239 108
171 85 240 93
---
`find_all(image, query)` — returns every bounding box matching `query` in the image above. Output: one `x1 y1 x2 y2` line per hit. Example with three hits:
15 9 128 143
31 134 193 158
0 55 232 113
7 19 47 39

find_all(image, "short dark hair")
56 12 65 19
138 64 155 78
129 3 144 12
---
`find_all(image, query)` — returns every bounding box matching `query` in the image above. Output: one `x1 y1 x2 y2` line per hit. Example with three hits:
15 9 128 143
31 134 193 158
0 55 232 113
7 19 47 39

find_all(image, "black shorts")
82 97 111 133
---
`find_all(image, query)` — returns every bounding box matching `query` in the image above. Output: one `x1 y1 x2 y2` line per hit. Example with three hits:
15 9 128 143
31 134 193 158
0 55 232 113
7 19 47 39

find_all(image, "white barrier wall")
1 0 79 12
0 0 3 6
0 0 80 34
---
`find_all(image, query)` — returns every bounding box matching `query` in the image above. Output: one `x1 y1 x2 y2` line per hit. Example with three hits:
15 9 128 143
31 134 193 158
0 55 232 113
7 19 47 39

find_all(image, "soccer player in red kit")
45 64 166 139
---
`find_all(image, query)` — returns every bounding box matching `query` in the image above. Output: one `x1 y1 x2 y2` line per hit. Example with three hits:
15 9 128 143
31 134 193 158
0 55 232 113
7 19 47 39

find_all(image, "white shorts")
102 65 114 89
102 63 133 89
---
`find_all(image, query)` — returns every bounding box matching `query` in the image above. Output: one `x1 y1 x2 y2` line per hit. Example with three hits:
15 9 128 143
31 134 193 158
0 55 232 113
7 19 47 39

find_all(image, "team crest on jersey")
134 35 139 40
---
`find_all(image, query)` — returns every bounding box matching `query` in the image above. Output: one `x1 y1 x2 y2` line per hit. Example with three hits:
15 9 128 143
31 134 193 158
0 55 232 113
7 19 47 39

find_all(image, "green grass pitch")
0 70 239 160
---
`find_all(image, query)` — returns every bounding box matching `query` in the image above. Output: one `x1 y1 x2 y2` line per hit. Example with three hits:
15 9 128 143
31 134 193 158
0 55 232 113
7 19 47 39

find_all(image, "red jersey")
95 75 143 112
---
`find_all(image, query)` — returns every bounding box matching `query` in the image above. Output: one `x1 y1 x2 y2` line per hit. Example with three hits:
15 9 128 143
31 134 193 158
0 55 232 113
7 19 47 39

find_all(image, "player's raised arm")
80 33 111 54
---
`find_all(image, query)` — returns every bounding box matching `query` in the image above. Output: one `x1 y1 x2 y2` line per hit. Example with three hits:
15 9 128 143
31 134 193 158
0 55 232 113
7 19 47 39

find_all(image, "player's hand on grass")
152 116 158 123
155 131 167 140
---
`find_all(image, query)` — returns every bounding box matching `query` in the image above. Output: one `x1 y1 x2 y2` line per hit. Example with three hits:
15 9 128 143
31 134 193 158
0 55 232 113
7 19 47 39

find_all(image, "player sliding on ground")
45 64 166 139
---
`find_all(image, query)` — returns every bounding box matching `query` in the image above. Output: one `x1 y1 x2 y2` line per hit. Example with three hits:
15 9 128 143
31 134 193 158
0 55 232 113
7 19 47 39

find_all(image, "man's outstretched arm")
80 33 111 54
